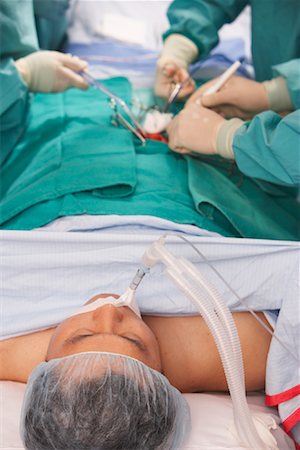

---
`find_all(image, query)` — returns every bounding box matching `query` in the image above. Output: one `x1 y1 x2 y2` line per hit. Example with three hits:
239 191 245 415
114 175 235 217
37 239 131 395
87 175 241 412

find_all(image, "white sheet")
1 215 299 340
0 216 299 338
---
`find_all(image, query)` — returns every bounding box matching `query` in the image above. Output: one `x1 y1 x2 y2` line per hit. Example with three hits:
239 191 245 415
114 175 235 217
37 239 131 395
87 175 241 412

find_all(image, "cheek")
141 326 162 370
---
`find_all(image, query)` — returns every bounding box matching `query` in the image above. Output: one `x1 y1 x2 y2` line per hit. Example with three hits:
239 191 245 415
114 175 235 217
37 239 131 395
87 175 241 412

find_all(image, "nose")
92 304 124 332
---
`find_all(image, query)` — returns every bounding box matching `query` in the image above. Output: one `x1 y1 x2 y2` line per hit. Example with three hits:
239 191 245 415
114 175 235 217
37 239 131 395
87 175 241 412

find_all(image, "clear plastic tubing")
142 237 269 449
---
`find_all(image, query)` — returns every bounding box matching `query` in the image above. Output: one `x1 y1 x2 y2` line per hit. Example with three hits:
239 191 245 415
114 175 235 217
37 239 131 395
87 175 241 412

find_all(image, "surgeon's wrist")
262 77 293 112
160 34 198 69
216 118 244 159
15 58 31 87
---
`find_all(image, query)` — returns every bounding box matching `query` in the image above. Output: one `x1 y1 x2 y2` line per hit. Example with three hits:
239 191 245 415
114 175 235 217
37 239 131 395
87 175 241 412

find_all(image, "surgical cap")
20 352 191 450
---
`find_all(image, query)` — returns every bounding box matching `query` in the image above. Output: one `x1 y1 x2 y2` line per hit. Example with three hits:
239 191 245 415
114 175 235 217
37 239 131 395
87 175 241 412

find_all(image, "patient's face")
46 294 162 371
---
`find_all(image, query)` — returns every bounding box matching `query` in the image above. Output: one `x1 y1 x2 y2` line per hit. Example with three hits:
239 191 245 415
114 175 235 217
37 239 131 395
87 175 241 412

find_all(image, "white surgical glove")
15 51 89 93
186 75 293 119
154 34 198 100
167 103 226 154
167 102 244 159
186 76 269 120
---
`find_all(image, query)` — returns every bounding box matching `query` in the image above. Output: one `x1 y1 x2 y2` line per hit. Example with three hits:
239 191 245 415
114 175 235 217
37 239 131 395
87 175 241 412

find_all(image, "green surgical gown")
164 0 300 82
233 59 300 186
165 2 300 187
0 77 299 241
0 0 69 165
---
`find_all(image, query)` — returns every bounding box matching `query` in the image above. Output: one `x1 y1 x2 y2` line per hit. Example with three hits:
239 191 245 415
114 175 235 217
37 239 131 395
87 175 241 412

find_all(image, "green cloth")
0 78 136 223
0 0 69 165
1 77 299 240
186 156 299 240
164 0 300 82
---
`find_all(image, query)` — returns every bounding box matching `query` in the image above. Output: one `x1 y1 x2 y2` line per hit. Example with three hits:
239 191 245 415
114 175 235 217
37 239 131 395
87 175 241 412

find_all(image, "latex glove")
154 34 198 100
154 58 195 100
167 103 226 155
186 76 269 120
15 51 89 93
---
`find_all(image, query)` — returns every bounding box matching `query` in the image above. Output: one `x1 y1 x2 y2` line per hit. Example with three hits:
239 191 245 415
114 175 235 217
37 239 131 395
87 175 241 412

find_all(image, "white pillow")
1 382 294 449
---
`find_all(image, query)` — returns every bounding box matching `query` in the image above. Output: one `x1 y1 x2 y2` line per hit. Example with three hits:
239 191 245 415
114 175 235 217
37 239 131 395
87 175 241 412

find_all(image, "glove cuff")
216 118 244 159
159 34 198 68
262 77 293 112
15 51 56 92
15 58 31 87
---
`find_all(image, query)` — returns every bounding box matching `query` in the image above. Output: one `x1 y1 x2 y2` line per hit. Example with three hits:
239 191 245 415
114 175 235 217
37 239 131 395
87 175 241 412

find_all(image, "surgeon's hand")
167 103 226 155
15 51 89 93
154 58 195 100
186 76 269 120
154 34 198 100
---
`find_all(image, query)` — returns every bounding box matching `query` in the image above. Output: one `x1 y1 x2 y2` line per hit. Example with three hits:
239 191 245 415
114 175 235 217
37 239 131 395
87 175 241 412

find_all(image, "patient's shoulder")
143 312 271 393
0 328 54 382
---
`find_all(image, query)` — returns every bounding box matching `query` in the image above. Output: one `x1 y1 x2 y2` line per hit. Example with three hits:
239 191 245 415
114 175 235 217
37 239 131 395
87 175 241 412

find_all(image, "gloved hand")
154 34 198 100
167 103 226 155
186 76 269 120
15 51 89 93
155 59 195 100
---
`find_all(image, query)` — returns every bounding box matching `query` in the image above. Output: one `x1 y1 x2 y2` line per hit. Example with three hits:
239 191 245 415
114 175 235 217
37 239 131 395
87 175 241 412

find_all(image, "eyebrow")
65 332 145 352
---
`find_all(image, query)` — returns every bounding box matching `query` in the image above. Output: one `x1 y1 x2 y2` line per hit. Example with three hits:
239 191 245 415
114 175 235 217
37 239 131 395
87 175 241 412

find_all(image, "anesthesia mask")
70 289 141 318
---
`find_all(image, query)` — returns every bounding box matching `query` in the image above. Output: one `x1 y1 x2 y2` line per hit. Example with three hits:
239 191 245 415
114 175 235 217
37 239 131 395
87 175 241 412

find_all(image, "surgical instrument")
202 60 241 96
163 66 199 112
164 60 241 112
81 71 146 144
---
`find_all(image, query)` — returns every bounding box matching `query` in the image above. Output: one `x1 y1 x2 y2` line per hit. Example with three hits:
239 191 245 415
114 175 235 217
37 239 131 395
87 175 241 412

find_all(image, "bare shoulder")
0 328 54 382
143 312 272 392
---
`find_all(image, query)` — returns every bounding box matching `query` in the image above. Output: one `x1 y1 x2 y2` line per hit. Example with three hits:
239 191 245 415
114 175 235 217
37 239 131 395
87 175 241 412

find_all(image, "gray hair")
21 352 191 449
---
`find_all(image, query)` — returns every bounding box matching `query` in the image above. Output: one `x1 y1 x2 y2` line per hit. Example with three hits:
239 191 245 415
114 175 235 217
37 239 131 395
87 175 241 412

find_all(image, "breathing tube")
128 235 272 449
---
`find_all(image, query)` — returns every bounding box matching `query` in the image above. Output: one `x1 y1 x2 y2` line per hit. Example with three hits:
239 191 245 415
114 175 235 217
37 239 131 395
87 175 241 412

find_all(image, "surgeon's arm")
168 105 300 186
164 0 249 59
0 52 88 166
168 59 300 186
218 59 300 186
155 0 249 99
0 58 30 166
269 59 300 111
230 111 300 186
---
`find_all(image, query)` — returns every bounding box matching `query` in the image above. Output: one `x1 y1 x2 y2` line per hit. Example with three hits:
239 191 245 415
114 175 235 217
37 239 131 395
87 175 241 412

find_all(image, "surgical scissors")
81 71 146 144
163 66 199 112
163 61 241 112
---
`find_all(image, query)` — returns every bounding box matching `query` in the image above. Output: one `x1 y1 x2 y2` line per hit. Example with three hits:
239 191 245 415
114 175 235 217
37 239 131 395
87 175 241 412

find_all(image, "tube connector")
129 266 150 291
142 236 166 268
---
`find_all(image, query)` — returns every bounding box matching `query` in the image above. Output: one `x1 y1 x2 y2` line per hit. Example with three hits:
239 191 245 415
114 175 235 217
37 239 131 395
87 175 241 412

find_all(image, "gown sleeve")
0 58 30 166
232 59 300 186
233 111 300 187
163 0 248 58
0 0 69 165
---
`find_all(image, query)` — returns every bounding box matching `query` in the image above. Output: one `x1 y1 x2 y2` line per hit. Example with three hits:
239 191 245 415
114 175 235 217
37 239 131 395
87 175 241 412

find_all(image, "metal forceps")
163 66 199 112
81 72 146 144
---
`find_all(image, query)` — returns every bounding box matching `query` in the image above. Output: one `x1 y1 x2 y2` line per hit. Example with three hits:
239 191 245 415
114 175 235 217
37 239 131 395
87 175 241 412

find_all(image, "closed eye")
66 332 146 352
122 335 145 351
